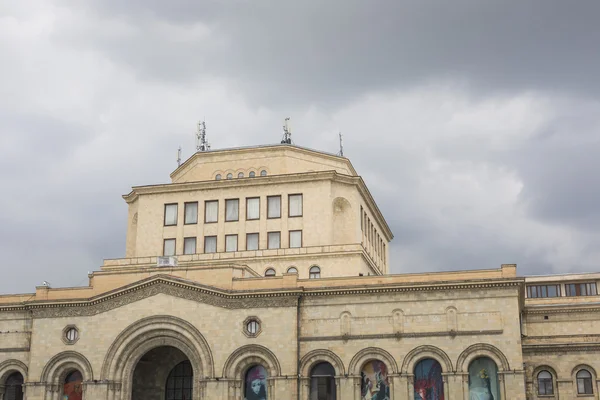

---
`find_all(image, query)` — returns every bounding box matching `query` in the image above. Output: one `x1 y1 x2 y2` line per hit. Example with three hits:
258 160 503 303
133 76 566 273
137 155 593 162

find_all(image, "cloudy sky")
1 1 599 294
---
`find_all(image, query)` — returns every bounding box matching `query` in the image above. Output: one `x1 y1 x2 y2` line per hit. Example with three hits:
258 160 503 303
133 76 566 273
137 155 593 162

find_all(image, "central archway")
131 346 192 400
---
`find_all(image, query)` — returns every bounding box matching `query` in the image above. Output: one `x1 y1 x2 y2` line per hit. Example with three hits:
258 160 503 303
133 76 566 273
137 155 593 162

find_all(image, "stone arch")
332 197 353 245
340 311 351 336
572 363 597 378
300 349 345 377
456 343 510 372
222 345 281 379
349 347 398 376
0 359 28 384
401 345 453 374
212 170 224 179
40 351 93 384
531 364 559 395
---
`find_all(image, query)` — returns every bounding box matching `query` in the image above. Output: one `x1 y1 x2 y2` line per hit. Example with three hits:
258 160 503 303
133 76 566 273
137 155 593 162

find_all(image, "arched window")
414 358 443 399
287 267 298 274
215 174 222 180
265 268 276 277
260 170 267 176
249 171 256 177
468 357 500 400
537 370 553 395
4 372 24 400
577 369 593 395
238 172 244 178
63 370 83 400
165 360 193 400
310 362 336 400
226 173 233 179
309 266 321 279
361 361 390 399
245 365 268 399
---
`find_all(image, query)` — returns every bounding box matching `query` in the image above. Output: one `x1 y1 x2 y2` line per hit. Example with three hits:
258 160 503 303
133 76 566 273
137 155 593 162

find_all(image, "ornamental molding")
524 306 600 315
522 343 600 354
300 329 503 342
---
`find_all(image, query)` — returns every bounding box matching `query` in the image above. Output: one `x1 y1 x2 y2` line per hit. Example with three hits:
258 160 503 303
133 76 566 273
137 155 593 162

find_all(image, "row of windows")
163 230 303 255
536 369 594 395
360 206 386 264
215 170 267 180
164 194 303 226
526 282 598 298
263 265 321 279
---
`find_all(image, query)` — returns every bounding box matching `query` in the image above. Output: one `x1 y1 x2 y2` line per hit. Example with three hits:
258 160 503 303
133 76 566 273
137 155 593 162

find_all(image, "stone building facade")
0 144 598 400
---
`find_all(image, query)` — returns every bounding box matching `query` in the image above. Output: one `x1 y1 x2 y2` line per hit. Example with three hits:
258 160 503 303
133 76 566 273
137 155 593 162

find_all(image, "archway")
2 372 24 400
131 346 192 400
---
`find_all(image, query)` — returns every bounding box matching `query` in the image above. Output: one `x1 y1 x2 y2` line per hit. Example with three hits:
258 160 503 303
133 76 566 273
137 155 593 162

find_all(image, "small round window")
63 326 79 344
226 173 233 179
247 320 259 334
215 174 222 180
249 171 256 178
238 172 244 178
260 170 267 176
287 267 298 274
265 268 276 277
309 266 321 279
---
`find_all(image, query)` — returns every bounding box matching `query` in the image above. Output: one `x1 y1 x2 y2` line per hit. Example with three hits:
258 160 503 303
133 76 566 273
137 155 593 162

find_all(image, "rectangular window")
288 194 303 217
225 234 238 252
246 233 259 251
289 230 302 248
163 239 176 256
225 199 239 222
204 236 217 253
267 231 281 249
246 197 260 220
526 285 561 298
183 237 196 255
184 202 198 224
267 195 281 219
164 204 178 226
566 282 598 297
204 200 218 223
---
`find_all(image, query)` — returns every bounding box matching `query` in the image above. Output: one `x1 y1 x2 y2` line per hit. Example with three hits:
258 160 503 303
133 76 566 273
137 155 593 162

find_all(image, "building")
0 144 598 400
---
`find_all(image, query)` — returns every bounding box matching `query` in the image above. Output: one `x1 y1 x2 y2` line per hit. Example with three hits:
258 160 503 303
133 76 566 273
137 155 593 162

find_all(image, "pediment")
28 275 299 319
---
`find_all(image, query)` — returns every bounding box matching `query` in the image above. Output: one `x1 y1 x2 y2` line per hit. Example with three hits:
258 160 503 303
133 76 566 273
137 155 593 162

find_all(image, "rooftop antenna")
195 119 210 152
337 132 344 157
177 146 182 167
281 117 292 144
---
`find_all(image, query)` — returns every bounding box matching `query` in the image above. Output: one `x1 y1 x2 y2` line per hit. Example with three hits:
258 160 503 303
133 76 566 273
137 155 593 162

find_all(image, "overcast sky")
1 1 600 294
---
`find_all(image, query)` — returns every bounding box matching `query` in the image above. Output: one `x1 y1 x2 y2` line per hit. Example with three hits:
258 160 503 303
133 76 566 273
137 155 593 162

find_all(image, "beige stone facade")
0 144 598 400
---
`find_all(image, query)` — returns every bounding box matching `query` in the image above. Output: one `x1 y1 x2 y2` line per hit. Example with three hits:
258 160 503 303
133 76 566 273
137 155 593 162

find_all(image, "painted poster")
468 357 500 400
245 365 268 400
63 371 83 400
414 358 444 400
361 360 390 400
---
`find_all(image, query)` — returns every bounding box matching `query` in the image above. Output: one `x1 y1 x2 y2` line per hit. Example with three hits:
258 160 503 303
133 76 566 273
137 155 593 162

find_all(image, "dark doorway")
3 372 24 400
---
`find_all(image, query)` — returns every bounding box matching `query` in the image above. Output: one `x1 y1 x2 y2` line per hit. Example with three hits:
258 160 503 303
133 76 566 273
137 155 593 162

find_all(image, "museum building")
0 144 599 400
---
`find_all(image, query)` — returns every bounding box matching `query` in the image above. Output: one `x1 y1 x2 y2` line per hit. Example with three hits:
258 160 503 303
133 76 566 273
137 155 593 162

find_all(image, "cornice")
524 305 600 315
300 330 504 342
522 343 600 353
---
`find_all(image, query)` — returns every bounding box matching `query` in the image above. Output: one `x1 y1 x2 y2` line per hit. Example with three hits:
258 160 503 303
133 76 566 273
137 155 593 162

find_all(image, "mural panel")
63 370 83 400
414 358 444 400
468 357 500 400
245 365 268 400
361 360 390 400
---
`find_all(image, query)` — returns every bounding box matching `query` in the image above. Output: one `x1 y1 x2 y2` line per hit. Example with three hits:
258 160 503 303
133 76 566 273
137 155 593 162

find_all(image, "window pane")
184 202 198 224
566 284 575 296
547 285 557 297
289 194 303 216
183 238 196 255
246 233 259 251
591 283 598 295
249 171 255 177
163 239 176 256
267 196 281 218
225 199 239 221
268 232 280 249
247 198 260 220
260 170 267 176
541 286 547 297
204 236 217 253
205 201 218 223
290 230 302 248
225 235 238 252
165 204 178 225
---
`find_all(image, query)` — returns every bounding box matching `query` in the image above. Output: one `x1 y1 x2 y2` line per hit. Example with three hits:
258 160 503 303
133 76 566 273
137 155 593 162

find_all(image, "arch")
40 351 93 384
222 344 281 379
534 367 556 396
572 363 597 378
456 343 510 372
101 315 214 383
309 265 321 279
401 345 453 374
286 266 298 274
349 347 398 375
0 360 28 385
300 349 345 377
264 267 276 277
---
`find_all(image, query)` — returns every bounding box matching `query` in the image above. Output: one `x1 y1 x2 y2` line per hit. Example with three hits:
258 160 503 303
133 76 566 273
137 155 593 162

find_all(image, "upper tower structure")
120 144 393 278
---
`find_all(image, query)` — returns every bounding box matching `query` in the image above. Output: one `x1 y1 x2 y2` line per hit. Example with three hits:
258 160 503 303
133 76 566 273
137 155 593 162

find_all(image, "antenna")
177 146 182 167
281 117 292 144
337 132 344 157
195 120 210 152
